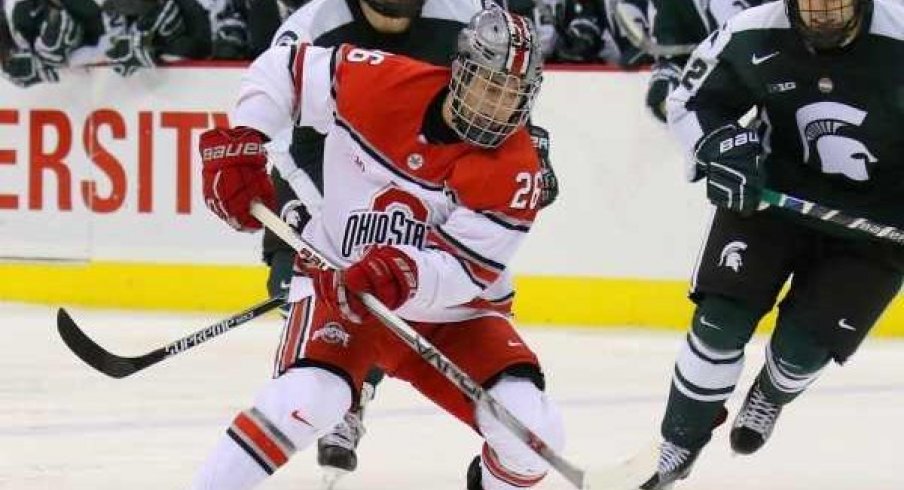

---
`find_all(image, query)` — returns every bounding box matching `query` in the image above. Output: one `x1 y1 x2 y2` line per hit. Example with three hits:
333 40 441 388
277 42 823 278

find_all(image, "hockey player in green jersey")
640 0 904 488
645 0 765 121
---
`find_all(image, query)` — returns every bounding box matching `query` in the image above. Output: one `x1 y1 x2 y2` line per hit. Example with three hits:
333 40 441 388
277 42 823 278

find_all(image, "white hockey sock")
672 331 745 403
191 367 351 490
476 377 565 490
192 429 272 490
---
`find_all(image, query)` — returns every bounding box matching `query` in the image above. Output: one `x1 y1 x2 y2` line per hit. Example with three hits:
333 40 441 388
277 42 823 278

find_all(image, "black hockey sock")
266 250 295 317
661 384 728 450
266 250 295 297
757 317 831 405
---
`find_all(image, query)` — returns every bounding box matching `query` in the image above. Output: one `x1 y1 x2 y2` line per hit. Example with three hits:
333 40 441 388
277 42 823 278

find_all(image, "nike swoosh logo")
291 410 314 427
751 52 780 65
699 316 722 330
838 319 857 331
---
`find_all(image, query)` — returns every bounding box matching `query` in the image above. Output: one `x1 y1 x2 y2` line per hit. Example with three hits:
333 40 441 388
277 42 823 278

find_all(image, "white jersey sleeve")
231 44 336 139
398 203 530 313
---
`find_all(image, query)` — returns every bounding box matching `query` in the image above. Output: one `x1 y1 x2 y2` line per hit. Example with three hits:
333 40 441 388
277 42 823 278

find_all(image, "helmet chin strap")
804 17 863 50
360 0 424 19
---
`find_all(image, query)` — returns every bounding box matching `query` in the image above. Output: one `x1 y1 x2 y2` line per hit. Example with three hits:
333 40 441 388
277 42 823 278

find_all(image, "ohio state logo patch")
312 322 351 347
340 186 429 258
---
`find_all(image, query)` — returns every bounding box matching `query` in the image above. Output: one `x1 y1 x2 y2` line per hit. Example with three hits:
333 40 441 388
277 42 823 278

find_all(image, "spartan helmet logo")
796 102 877 181
718 241 748 273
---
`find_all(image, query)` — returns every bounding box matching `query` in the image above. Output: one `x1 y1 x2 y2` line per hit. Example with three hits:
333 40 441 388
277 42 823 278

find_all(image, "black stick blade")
56 308 155 378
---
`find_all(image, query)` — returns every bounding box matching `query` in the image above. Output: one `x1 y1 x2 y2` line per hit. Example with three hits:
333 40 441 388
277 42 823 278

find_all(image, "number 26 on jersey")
510 171 544 210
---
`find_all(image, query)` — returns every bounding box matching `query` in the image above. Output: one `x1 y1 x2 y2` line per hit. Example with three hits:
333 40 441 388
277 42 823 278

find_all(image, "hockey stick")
56 295 285 378
250 202 606 489
613 0 696 57
760 189 904 246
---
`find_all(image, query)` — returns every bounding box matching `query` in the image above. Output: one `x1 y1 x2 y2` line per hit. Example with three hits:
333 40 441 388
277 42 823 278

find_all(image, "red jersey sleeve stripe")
289 43 309 121
427 230 501 287
329 45 346 101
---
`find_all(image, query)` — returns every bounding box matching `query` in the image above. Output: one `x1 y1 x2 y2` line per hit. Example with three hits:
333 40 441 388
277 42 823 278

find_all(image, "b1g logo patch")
796 102 877 182
312 322 351 347
341 187 429 258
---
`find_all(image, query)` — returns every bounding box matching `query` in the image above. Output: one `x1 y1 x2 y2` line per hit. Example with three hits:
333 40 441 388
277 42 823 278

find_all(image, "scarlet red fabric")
310 246 418 323
199 127 276 232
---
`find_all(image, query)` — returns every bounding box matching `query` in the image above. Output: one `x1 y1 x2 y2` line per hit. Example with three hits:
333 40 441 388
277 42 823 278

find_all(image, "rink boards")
2 64 903 334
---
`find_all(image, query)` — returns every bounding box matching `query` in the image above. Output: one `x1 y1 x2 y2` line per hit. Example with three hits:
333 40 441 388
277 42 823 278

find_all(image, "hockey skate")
730 382 783 455
637 440 701 490
318 383 373 489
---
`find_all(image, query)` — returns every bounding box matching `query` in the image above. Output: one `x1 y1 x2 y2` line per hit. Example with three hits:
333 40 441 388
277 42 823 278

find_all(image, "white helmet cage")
449 7 543 148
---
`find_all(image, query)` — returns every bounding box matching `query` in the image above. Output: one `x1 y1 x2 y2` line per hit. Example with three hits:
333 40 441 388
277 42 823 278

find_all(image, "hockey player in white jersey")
258 1 481 482
256 0 559 484
194 6 565 489
257 0 511 485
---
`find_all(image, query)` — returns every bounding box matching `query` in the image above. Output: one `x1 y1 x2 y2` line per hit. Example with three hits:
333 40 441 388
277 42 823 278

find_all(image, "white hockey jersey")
233 43 544 323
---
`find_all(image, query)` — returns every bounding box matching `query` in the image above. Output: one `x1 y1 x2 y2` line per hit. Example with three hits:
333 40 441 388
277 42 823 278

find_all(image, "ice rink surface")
3 301 904 490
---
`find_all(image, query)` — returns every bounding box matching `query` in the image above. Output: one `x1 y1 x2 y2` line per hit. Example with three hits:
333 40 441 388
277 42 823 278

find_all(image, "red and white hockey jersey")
232 43 543 323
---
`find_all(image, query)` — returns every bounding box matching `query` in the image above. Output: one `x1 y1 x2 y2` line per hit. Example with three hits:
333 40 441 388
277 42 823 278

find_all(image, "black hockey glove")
105 27 155 77
556 17 603 61
694 124 765 217
1 49 59 87
645 59 682 123
212 15 249 59
34 7 84 66
137 0 185 41
554 0 604 62
528 124 559 210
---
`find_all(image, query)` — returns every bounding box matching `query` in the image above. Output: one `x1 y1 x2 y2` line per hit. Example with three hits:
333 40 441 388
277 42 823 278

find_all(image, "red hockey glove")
309 246 418 324
199 127 276 232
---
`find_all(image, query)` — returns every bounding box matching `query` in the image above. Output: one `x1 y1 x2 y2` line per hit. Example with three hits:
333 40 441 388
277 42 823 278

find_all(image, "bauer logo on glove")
717 130 759 154
200 140 266 161
694 124 766 217
199 126 276 232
